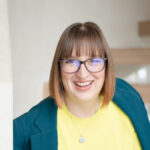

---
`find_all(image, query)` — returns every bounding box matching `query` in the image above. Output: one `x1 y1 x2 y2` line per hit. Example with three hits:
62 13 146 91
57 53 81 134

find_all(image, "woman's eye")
91 58 101 63
65 59 74 64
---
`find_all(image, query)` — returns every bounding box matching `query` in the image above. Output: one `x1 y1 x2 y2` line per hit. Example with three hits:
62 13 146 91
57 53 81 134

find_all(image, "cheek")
61 72 67 86
94 70 105 80
93 71 105 90
61 71 73 87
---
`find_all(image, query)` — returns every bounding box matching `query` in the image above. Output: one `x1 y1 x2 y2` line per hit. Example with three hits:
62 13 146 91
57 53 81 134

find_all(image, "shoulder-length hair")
49 22 115 108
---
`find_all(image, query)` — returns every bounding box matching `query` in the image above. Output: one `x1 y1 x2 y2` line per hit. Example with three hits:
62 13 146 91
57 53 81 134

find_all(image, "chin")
74 94 97 101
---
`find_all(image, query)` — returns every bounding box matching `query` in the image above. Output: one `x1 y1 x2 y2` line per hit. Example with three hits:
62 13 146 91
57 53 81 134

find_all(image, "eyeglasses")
59 57 107 73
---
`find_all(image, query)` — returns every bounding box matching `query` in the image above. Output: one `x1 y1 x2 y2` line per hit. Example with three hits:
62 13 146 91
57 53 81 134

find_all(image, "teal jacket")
13 78 150 150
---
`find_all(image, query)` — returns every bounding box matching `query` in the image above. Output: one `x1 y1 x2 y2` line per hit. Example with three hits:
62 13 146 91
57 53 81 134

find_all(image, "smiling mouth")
74 81 93 87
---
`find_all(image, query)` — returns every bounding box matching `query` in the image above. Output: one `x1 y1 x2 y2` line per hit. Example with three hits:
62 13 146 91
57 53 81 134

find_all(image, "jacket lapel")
113 78 150 150
30 130 57 150
30 98 58 150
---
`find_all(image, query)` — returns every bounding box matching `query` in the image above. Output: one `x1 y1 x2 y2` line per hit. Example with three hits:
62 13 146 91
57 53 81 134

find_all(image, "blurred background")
0 0 150 149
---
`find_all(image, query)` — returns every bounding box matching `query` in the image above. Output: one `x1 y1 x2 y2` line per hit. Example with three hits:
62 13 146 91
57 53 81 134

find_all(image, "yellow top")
57 99 142 150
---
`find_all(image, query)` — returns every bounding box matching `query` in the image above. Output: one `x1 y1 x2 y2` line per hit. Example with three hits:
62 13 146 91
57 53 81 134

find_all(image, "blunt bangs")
59 23 106 58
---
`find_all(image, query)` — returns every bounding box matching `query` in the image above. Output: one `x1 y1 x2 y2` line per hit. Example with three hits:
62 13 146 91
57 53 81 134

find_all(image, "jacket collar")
113 78 150 150
31 98 58 150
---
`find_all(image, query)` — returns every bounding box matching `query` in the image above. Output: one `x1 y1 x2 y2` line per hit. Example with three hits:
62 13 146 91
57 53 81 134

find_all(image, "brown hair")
49 22 115 108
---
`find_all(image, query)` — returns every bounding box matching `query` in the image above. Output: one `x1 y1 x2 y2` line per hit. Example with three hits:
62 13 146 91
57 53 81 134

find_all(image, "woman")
13 22 150 150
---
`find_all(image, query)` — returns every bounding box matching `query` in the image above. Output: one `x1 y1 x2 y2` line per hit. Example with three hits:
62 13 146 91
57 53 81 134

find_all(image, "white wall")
9 0 150 118
0 0 13 149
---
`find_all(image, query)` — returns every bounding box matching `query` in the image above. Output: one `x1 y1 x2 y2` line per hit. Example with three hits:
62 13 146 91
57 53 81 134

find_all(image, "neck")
64 95 100 119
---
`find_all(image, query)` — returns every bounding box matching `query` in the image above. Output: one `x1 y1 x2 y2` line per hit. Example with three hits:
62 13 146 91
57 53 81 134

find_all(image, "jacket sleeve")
13 119 25 150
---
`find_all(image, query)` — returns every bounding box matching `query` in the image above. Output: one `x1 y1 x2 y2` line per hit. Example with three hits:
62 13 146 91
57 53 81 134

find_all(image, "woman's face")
61 50 105 103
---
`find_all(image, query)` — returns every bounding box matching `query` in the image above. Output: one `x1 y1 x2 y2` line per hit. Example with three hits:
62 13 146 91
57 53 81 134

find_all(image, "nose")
76 63 90 78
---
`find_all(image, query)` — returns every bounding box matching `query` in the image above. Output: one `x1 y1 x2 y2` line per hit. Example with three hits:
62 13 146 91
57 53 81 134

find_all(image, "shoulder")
113 78 150 149
113 78 148 128
14 96 55 123
113 78 149 128
114 78 144 105
13 96 57 149
115 78 141 96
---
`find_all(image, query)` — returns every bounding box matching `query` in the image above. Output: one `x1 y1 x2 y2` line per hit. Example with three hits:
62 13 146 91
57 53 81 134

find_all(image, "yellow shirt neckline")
62 97 104 122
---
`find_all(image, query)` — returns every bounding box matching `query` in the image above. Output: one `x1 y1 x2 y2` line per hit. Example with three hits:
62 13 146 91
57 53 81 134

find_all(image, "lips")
73 80 93 91
74 81 93 87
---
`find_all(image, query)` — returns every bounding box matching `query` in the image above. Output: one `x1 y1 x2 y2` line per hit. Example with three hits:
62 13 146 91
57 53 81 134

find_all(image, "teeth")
75 81 92 87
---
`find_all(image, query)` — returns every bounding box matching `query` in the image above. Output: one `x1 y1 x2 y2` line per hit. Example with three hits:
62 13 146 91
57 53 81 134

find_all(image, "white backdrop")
0 0 13 149
8 0 150 118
